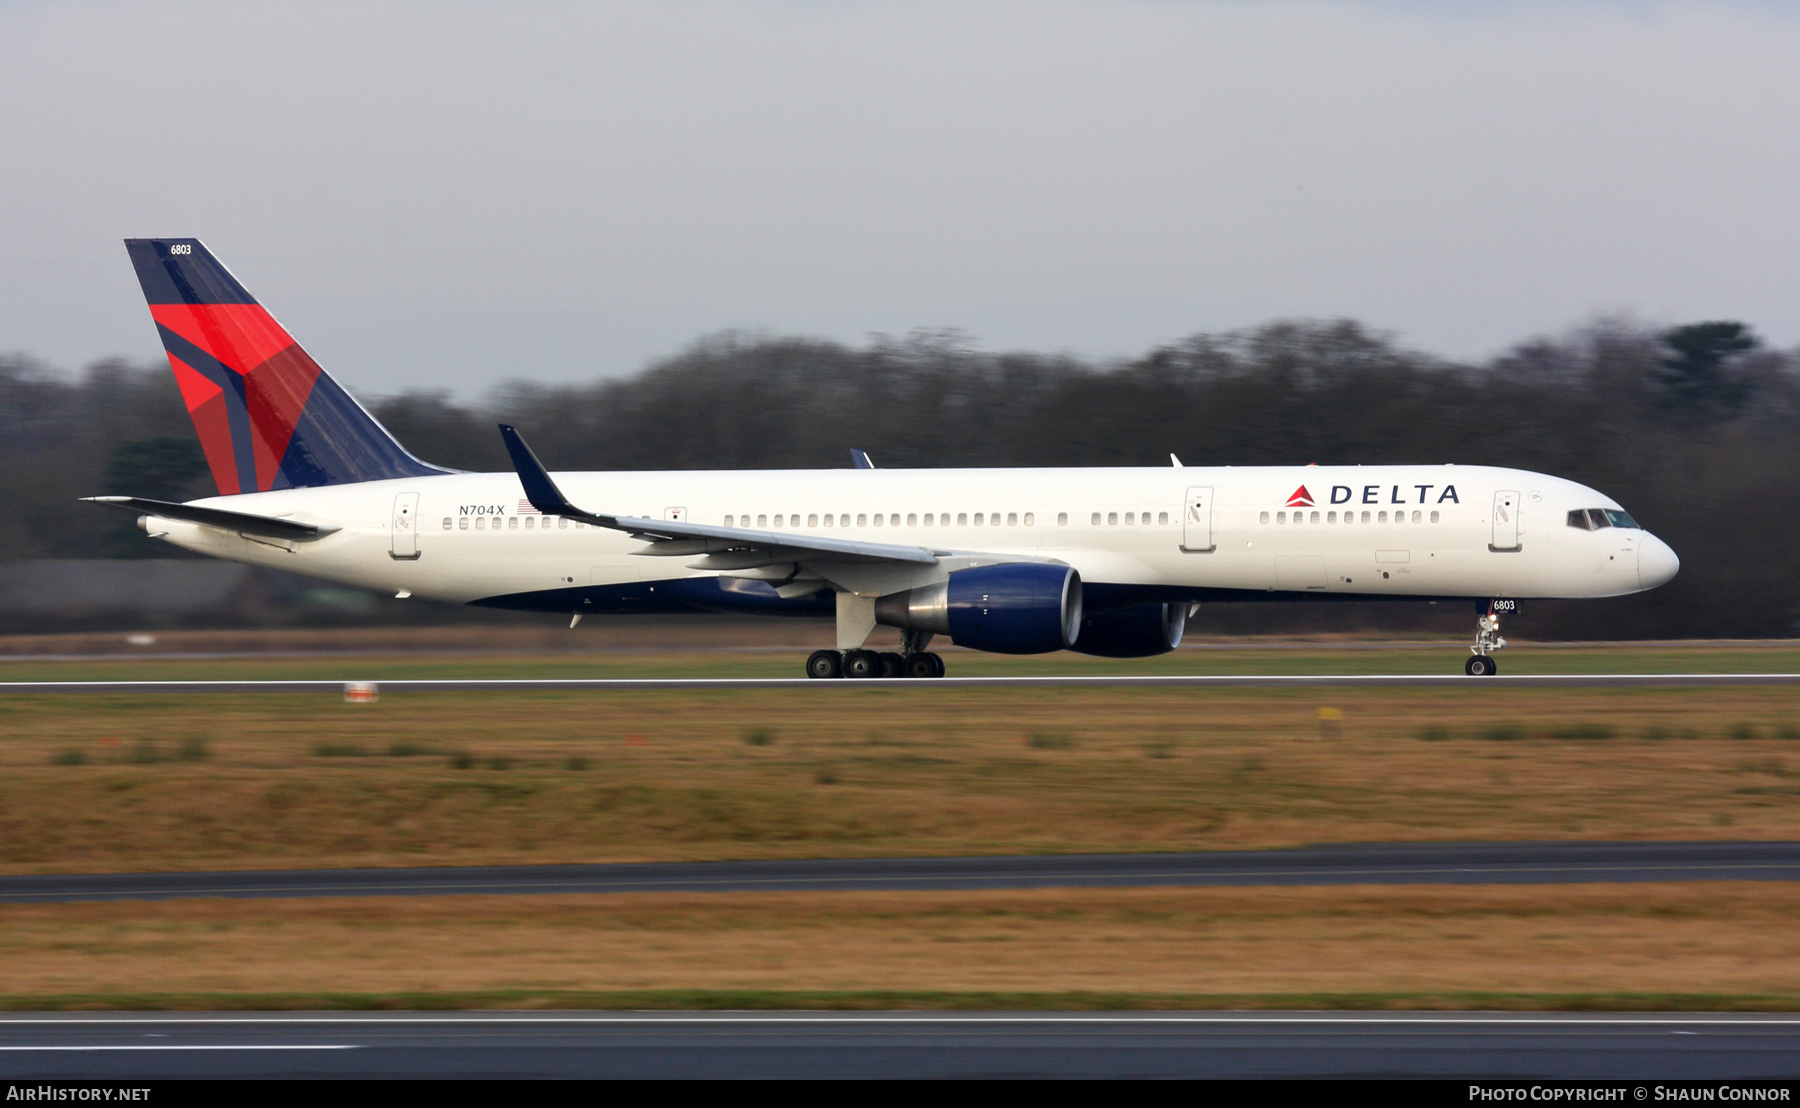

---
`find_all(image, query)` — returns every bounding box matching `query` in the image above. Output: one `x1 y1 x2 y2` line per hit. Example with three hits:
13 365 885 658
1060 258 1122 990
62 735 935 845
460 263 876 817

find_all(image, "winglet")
1170 453 1183 467
850 448 875 470
499 424 583 517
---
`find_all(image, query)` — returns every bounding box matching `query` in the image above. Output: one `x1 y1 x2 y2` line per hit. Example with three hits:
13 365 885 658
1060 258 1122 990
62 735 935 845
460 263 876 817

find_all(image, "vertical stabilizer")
124 238 448 494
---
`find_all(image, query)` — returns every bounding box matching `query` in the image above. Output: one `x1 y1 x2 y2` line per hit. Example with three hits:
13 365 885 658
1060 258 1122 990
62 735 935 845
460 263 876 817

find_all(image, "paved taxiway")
4 841 1797 904
3 1012 1798 1078
3 672 1800 693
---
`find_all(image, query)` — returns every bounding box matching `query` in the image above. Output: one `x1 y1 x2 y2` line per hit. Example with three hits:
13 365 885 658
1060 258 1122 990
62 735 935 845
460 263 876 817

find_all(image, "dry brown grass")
4 883 1800 1008
2 682 1800 872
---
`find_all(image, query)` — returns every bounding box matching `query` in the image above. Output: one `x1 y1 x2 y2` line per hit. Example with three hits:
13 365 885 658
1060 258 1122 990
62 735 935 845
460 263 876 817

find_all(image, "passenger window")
1024 513 1035 526
1360 511 1370 523
1277 512 1286 524
1378 511 1387 523
1108 512 1119 525
923 514 933 526
890 515 899 527
958 513 968 526
872 514 882 527
1412 510 1421 523
974 513 984 526
509 517 518 529
1124 512 1134 525
1327 511 1337 524
475 517 486 530
1008 512 1018 526
1430 510 1440 523
1158 512 1168 525
823 514 834 528
907 514 917 526
1309 511 1318 523
442 518 452 529
723 515 733 527
525 517 534 528
1057 512 1067 525
459 517 469 530
559 517 569 529
1259 511 1270 524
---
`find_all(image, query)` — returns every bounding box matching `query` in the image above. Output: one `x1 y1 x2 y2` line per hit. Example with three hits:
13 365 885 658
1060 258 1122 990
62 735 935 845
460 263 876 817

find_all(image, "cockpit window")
1569 507 1641 531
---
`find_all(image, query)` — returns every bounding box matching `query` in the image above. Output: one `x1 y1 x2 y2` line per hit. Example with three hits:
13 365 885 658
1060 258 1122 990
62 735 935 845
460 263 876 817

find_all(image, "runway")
5 841 1798 904
2 1011 1799 1078
3 672 1800 693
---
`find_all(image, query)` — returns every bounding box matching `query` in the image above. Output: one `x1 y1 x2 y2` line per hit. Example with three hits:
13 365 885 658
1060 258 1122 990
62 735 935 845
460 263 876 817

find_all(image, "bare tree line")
4 318 1796 638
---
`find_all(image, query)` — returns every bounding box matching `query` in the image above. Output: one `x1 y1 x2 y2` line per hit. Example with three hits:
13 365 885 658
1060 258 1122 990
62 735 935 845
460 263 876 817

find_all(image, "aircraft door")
1181 486 1215 553
1490 490 1520 552
390 492 420 559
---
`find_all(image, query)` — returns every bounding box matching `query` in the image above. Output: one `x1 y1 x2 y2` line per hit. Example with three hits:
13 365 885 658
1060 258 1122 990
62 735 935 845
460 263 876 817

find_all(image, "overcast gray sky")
2 1 1796 394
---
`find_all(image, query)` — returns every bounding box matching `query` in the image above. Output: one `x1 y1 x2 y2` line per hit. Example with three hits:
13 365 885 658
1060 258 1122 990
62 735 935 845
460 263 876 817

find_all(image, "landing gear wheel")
877 652 905 679
904 653 937 679
1465 655 1498 677
805 649 843 679
924 652 945 678
843 650 882 679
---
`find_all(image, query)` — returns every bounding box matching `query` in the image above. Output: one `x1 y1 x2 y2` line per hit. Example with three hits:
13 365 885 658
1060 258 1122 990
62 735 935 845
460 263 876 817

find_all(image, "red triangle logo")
1286 486 1314 507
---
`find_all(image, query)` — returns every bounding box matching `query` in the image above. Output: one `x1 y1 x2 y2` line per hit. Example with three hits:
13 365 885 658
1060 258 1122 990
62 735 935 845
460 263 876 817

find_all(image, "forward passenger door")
1490 490 1520 552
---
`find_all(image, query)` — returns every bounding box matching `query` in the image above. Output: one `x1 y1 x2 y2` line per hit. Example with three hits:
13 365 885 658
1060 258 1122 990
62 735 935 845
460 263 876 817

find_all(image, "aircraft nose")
1638 534 1680 589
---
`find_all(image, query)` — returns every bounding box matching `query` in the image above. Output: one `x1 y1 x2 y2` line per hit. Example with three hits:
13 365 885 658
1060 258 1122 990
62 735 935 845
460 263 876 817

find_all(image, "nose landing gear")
1465 609 1506 676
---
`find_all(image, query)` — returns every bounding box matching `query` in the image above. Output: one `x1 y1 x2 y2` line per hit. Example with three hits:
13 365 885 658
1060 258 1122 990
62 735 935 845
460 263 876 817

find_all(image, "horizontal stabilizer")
83 496 337 540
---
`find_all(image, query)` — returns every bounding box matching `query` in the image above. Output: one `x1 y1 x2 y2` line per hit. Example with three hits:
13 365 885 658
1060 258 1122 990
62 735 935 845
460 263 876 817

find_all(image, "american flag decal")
517 500 541 515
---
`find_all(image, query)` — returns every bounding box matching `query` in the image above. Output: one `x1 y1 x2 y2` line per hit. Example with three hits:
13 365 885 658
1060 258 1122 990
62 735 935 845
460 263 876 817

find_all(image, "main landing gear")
805 649 946 679
1464 609 1507 676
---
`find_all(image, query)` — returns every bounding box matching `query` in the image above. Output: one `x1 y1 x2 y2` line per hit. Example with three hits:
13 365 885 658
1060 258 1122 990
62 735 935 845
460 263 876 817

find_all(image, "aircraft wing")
83 496 338 540
498 425 939 568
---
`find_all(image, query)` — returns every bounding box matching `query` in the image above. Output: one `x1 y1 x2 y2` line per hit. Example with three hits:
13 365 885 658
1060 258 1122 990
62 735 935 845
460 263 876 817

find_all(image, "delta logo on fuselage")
1286 484 1460 508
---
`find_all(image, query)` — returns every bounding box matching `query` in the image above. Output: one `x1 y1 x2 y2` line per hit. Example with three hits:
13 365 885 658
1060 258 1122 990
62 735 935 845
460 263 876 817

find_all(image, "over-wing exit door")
1181 486 1215 553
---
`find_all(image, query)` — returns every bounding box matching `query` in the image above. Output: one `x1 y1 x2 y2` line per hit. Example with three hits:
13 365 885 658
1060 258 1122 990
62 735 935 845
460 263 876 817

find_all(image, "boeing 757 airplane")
89 239 1679 677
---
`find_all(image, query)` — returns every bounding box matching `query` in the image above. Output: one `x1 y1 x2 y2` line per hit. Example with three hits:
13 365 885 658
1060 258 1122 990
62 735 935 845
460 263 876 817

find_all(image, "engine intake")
875 563 1082 655
1070 602 1188 658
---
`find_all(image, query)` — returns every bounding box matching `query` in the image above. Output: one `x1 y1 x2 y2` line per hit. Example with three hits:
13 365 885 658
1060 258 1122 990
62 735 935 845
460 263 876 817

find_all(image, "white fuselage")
143 464 1677 608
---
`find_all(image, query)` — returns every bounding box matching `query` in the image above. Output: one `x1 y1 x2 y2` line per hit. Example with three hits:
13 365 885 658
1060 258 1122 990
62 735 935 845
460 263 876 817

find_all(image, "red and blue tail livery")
124 239 447 494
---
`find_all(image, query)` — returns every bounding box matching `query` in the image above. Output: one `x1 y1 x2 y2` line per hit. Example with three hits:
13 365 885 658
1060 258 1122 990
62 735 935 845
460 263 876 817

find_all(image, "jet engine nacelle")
1068 602 1188 658
874 563 1082 655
